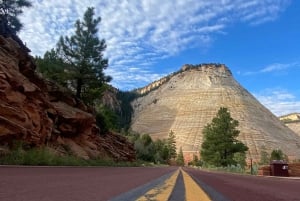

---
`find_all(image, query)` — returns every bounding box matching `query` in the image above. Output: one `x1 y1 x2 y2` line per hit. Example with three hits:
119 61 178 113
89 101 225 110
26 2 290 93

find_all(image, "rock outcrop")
131 64 300 162
280 113 300 137
0 35 135 161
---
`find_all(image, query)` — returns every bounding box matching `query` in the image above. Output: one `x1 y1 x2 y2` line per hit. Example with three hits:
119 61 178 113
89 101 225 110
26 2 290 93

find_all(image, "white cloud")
260 62 299 73
254 89 300 116
243 62 300 75
19 0 291 89
234 0 291 25
105 67 166 90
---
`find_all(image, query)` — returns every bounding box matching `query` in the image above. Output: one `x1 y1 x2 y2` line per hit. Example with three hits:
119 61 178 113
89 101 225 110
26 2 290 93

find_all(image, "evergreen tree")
56 7 111 104
176 147 185 166
153 139 169 164
259 146 270 165
233 152 247 169
167 130 177 159
270 149 288 161
188 154 203 167
134 134 155 162
35 49 69 87
200 107 248 167
0 0 31 34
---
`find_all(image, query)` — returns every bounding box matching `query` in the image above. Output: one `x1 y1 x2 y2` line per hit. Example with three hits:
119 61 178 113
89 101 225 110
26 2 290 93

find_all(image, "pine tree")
0 0 31 34
167 130 177 160
35 49 69 87
56 7 111 104
270 149 288 161
200 107 248 167
176 147 185 166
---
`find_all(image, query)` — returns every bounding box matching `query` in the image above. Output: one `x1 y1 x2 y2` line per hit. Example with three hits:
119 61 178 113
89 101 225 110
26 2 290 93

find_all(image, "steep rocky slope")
0 35 135 161
131 64 300 162
280 113 300 137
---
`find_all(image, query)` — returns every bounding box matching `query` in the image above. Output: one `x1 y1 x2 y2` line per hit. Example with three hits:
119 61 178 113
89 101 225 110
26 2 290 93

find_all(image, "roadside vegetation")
127 130 181 165
259 147 289 165
0 141 147 167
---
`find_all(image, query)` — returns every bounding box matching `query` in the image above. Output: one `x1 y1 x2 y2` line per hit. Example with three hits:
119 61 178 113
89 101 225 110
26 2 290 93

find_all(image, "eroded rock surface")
285 123 300 137
0 35 135 161
131 64 300 162
280 113 300 137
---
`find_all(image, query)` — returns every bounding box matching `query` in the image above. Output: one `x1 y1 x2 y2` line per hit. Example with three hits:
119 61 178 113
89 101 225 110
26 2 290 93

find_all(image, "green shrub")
0 145 145 167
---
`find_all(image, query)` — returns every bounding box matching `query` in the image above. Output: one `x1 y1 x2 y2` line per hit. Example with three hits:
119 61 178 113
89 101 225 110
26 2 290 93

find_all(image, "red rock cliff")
0 35 135 161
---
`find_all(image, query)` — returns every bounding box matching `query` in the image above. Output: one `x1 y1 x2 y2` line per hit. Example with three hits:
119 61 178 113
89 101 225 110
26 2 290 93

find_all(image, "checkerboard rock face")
280 114 300 137
286 123 300 137
131 64 300 162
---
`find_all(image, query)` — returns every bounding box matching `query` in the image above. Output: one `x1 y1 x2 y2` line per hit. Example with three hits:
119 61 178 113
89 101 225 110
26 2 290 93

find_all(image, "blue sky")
19 0 300 116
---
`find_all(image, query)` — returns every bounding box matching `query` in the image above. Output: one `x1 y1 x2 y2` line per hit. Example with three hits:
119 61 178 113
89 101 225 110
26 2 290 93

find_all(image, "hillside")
131 64 300 162
0 35 135 161
280 113 300 137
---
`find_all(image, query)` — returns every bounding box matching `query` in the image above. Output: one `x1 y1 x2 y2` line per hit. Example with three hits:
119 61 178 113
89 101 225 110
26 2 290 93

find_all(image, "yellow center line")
181 169 212 201
136 169 180 201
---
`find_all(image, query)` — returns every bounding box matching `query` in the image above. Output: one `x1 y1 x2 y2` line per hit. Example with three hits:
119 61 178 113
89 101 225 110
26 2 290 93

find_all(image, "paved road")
183 167 300 201
0 166 176 201
1 166 299 201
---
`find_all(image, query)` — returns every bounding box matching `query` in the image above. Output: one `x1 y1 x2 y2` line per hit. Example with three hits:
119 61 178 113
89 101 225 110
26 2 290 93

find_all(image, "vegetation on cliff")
34 6 138 134
36 7 111 105
0 2 137 165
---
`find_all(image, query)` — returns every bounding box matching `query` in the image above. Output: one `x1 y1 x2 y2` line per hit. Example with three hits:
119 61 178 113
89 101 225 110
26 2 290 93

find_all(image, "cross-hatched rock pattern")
131 64 300 162
285 122 300 137
280 113 300 137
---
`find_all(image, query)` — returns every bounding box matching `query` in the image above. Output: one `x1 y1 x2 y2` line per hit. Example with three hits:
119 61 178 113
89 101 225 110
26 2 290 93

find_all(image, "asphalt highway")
0 166 299 201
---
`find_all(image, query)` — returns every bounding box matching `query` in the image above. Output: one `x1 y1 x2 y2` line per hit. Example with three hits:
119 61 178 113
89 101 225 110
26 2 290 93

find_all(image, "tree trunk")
76 78 82 98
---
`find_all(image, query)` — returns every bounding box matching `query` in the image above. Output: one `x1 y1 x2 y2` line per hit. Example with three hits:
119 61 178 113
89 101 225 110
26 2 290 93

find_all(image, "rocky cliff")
280 113 300 137
131 64 300 162
0 35 135 161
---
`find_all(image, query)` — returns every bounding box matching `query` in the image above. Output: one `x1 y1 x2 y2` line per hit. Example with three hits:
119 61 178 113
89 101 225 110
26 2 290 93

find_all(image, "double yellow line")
136 168 211 201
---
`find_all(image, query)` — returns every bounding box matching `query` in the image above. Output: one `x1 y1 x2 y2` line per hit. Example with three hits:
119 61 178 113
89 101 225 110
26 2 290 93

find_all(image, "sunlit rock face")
281 113 300 137
131 64 300 162
285 123 300 137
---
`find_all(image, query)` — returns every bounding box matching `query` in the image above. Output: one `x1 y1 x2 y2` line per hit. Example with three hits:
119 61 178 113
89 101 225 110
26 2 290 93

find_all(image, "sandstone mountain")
131 64 300 162
0 35 135 161
280 113 300 137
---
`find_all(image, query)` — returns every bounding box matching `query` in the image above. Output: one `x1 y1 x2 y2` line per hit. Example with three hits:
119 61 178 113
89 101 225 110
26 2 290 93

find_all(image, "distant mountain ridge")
131 64 300 162
280 113 300 123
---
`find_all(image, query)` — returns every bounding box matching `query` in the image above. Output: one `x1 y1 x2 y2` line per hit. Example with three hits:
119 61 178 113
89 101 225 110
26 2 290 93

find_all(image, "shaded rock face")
0 36 135 161
131 64 300 162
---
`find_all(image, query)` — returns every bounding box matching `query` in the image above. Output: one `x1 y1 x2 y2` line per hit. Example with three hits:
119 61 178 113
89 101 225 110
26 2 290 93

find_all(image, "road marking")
181 169 212 201
136 169 180 201
135 168 211 201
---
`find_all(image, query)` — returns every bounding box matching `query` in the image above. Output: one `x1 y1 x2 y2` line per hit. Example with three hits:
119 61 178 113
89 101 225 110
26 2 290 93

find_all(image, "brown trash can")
270 160 289 177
